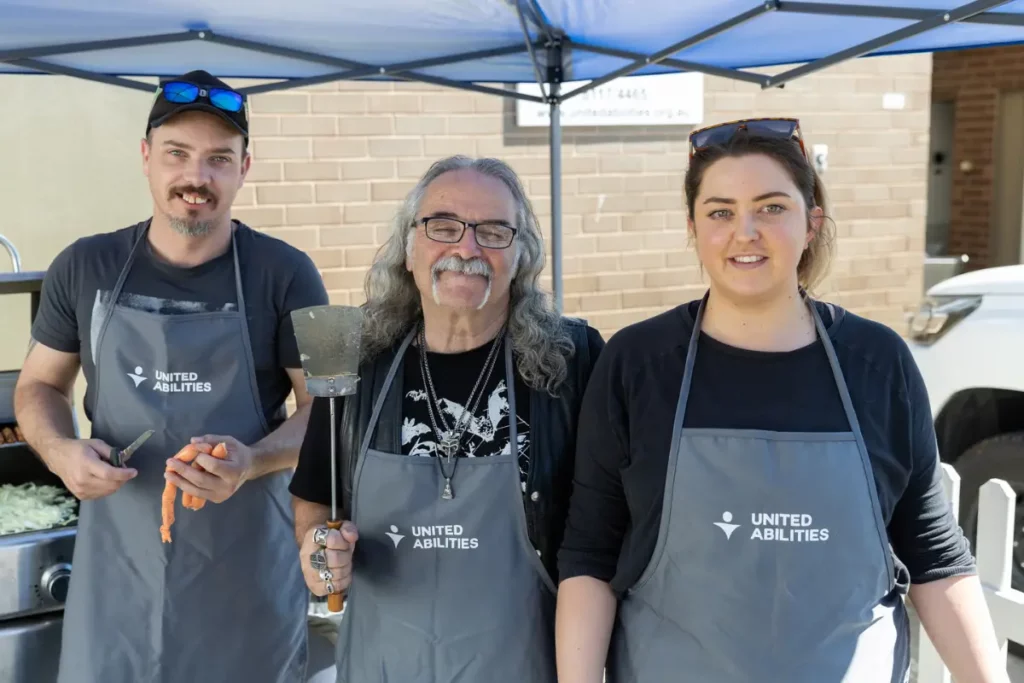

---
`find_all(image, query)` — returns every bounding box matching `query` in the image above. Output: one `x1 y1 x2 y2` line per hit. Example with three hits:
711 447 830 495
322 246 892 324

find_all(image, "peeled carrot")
182 442 228 511
160 442 223 543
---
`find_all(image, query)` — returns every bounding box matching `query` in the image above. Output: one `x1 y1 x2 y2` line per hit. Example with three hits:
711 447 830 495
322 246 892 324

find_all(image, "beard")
167 214 214 237
166 185 217 236
430 254 494 310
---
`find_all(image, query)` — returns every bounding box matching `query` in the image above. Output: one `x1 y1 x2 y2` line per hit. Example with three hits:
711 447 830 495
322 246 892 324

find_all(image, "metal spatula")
291 304 364 613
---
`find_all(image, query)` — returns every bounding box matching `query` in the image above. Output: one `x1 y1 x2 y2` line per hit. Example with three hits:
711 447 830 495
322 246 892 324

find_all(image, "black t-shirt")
30 220 330 429
557 299 977 596
289 327 606 504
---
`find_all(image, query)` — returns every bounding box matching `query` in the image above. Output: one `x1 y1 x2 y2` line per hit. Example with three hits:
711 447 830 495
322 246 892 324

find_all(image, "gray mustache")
431 255 492 280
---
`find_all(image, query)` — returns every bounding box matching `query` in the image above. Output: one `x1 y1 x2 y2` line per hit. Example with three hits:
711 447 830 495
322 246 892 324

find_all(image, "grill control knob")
41 563 72 604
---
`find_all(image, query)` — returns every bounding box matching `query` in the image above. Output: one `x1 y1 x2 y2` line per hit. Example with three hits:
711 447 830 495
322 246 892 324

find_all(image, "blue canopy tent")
3 0 1024 310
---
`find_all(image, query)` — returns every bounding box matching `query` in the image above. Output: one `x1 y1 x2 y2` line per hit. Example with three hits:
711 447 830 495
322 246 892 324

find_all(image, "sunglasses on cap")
688 118 806 159
159 80 246 114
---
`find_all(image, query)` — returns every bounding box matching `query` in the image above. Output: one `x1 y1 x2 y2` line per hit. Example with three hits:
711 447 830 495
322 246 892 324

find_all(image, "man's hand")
164 434 254 504
300 521 358 597
48 437 137 500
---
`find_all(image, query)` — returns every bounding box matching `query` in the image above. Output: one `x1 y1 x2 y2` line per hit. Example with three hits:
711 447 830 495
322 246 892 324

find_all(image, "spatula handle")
326 519 346 612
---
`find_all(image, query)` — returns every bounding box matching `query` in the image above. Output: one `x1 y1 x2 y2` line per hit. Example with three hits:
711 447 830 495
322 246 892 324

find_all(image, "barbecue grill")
0 236 79 683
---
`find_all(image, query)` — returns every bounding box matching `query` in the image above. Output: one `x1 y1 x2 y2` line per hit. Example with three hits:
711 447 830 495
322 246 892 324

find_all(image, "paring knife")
109 429 154 467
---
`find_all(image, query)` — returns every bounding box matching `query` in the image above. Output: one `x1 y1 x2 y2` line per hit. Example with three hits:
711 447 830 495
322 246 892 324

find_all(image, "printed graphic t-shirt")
30 220 329 429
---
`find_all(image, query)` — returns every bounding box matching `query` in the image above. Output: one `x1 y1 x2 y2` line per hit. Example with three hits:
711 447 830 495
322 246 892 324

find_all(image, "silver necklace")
417 321 505 500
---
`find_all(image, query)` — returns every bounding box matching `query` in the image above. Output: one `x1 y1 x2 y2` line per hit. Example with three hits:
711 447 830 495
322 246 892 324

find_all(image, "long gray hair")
361 155 575 395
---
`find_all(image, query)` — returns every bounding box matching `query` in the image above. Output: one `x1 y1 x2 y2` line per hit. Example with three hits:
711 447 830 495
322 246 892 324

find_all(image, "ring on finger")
310 549 327 571
319 568 333 582
312 526 328 546
325 582 335 595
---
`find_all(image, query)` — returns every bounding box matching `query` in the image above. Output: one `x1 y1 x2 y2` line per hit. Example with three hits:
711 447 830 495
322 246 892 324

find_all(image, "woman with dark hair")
554 119 1008 683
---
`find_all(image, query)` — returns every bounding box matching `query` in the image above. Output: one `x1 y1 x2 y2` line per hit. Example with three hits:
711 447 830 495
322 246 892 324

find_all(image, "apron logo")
750 513 830 542
713 511 741 539
127 366 147 388
398 524 480 550
386 525 405 548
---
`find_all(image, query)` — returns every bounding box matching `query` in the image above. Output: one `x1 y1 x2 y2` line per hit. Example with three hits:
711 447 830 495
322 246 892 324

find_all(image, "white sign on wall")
515 72 704 128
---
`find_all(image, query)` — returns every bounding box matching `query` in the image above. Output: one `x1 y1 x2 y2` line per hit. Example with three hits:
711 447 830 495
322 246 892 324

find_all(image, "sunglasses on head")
159 80 246 114
688 117 806 159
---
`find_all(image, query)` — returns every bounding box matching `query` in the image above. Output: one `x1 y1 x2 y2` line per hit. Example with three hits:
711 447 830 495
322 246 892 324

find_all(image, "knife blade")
109 429 154 467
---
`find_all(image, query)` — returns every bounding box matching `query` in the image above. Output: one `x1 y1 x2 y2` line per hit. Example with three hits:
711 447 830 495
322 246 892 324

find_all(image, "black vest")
337 317 594 581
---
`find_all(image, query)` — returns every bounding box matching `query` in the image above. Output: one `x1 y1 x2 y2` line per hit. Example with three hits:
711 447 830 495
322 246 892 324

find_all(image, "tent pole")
546 38 564 314
549 84 563 314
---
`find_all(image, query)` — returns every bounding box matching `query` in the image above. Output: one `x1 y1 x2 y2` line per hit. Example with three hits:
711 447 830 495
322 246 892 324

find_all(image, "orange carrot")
182 442 228 511
161 444 200 543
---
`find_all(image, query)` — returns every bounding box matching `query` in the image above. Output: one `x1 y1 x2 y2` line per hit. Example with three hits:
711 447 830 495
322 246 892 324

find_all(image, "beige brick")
424 137 478 157
369 137 424 158
311 94 367 114
307 248 345 269
250 93 309 114
322 225 376 247
286 205 342 226
344 202 399 224
645 269 691 288
626 174 676 193
328 290 352 305
235 186 256 207
368 94 421 113
397 158 434 179
253 138 311 160
313 138 369 159
579 292 622 312
371 180 416 201
601 194 648 213
233 207 284 228
598 272 644 291
563 275 598 294
341 159 396 180
622 213 667 232
598 234 643 253
422 94 476 113
646 194 684 211
261 227 318 250
579 254 621 274
256 184 313 205
345 246 380 267
248 116 280 136
316 181 370 203
578 176 625 194
246 161 282 183
336 116 394 136
284 162 340 181
620 252 666 271
281 116 337 137
395 115 448 135
582 215 621 233
666 249 699 268
349 290 368 306
321 268 369 290
622 290 665 309
447 116 502 135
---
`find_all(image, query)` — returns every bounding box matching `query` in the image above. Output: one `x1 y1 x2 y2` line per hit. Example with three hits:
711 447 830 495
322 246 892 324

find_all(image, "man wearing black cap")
14 70 328 682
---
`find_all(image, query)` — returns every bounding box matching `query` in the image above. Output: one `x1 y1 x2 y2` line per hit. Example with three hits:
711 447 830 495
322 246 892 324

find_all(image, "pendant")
442 478 454 500
437 434 459 459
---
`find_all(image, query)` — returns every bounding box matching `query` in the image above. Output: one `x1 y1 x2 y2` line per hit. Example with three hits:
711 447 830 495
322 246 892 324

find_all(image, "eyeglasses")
688 117 806 159
160 80 246 114
417 216 518 250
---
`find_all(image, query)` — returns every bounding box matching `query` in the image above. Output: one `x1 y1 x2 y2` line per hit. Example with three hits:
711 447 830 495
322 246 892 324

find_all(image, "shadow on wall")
0 75 157 431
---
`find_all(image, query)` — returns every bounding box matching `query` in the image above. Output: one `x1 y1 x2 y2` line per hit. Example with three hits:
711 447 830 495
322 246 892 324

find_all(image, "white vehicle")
907 264 1024 593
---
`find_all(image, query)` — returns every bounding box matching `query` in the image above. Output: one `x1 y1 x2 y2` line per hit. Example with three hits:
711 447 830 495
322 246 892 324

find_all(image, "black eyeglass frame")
414 216 519 250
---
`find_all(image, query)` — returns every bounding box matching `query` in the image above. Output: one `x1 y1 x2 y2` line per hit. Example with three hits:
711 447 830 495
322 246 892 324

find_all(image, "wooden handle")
326 519 346 613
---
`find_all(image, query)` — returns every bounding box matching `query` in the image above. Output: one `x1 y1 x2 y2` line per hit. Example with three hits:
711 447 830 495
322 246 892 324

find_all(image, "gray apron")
608 293 910 683
335 330 557 683
58 224 309 683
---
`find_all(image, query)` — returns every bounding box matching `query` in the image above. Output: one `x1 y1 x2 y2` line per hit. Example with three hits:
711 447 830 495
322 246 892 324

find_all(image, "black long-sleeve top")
557 299 976 596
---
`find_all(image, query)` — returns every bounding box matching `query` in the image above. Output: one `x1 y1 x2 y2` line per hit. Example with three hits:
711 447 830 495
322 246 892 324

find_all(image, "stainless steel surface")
923 253 970 291
290 305 364 398
0 612 63 682
0 235 21 274
0 526 75 619
110 429 154 467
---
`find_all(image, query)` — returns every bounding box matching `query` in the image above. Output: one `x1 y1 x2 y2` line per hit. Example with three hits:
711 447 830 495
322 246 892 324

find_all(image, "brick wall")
233 54 932 339
933 45 1024 269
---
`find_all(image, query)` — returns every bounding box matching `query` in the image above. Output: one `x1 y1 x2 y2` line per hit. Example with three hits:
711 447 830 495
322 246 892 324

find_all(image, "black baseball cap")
147 70 249 146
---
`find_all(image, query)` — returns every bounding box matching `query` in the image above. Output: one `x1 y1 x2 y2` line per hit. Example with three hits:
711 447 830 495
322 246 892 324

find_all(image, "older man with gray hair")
289 155 604 683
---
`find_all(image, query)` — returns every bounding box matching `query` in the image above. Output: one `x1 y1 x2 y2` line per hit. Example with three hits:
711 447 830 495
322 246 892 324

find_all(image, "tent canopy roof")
2 0 1023 98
